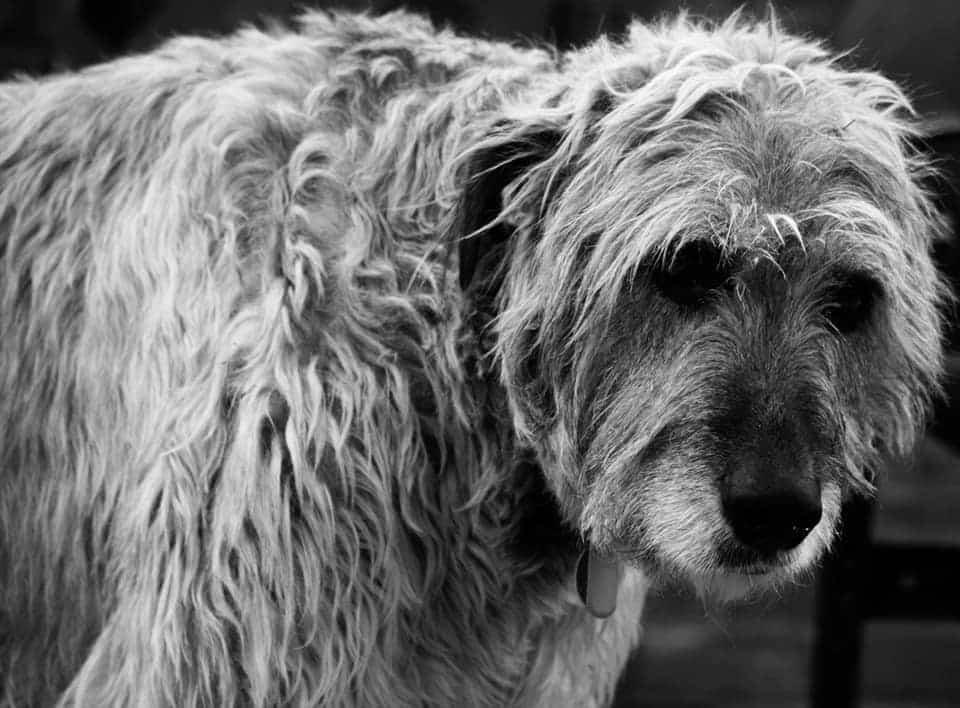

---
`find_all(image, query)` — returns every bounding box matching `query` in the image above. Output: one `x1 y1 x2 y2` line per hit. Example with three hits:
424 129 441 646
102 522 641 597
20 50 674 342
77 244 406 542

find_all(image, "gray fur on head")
0 9 946 707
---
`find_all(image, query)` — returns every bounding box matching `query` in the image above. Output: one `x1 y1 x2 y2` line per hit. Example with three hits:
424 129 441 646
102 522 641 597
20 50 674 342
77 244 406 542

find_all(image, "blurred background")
1 1 956 706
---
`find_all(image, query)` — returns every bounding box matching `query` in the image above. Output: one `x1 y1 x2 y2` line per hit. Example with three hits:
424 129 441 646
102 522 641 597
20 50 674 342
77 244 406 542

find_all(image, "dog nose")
722 476 822 555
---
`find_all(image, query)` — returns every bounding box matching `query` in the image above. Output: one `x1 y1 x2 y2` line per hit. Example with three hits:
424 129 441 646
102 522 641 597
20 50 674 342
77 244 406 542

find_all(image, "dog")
0 9 947 707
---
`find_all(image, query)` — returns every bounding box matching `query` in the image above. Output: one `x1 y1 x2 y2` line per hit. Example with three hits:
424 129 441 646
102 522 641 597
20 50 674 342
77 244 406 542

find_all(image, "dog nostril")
723 492 822 555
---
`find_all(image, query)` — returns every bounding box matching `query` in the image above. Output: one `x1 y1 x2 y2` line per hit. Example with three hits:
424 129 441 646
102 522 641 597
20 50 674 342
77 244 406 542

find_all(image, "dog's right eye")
822 271 883 334
652 240 730 307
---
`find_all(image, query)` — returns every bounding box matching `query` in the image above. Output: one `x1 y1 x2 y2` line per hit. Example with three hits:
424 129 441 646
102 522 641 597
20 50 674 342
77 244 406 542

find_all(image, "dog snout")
721 444 823 555
711 384 833 556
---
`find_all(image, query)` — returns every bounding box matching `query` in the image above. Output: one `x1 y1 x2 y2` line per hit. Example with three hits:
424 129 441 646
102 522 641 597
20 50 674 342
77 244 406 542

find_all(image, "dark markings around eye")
652 240 732 307
822 270 883 334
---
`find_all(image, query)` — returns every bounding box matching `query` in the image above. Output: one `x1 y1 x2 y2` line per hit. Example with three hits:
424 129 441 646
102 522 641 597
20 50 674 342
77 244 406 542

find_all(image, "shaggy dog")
0 10 946 707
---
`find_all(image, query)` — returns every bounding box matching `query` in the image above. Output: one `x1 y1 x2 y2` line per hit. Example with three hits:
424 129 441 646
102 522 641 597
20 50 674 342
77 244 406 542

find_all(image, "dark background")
2 2 957 706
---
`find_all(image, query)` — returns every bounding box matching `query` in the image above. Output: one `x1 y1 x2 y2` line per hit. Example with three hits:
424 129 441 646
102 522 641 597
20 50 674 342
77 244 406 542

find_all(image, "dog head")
457 15 946 598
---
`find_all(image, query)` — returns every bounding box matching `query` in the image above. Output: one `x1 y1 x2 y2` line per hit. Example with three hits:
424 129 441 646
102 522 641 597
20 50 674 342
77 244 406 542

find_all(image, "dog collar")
575 544 622 618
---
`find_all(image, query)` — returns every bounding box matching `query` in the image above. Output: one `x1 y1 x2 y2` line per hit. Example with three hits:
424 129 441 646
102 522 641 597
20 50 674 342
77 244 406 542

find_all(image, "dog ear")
456 127 562 293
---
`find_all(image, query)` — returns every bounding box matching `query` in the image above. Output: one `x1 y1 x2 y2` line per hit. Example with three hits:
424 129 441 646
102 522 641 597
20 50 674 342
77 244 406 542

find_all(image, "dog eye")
822 272 883 334
653 240 730 307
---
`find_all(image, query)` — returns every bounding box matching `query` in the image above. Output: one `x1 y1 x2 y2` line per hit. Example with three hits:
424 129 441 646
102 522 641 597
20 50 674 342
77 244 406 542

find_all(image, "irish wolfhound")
0 10 946 707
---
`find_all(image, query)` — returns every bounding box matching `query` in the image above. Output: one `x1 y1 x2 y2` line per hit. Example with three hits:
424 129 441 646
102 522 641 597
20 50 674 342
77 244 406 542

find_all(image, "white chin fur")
654 479 844 603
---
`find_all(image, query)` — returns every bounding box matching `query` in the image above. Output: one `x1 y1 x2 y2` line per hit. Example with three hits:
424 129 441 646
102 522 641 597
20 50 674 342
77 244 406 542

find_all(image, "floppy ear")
455 126 563 293
453 125 564 428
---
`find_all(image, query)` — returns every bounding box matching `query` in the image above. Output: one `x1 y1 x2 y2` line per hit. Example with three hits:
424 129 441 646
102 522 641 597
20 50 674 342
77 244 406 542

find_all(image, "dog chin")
647 544 826 604
687 564 798 603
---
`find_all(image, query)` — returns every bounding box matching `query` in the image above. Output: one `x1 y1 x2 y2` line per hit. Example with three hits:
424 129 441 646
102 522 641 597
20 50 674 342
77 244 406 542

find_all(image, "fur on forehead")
476 12 945 336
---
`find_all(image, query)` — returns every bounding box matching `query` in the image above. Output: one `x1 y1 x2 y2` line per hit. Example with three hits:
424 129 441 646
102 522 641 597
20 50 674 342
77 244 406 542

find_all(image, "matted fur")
0 9 946 707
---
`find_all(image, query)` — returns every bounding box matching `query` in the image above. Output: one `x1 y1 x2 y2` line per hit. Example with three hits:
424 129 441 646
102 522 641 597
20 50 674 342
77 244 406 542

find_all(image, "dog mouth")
608 521 812 568
714 537 795 572
609 519 826 593
716 557 791 579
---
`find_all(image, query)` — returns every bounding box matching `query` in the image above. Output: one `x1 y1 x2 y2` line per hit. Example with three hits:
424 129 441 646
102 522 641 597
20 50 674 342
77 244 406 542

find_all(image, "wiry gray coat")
0 10 945 707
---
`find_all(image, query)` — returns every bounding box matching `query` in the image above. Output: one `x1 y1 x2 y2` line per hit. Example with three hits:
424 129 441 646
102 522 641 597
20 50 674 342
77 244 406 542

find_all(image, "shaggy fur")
0 9 946 707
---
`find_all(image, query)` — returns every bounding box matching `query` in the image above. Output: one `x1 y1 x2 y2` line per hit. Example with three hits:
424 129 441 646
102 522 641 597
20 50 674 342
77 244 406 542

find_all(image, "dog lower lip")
716 539 785 570
717 553 779 573
609 543 780 578
715 553 785 576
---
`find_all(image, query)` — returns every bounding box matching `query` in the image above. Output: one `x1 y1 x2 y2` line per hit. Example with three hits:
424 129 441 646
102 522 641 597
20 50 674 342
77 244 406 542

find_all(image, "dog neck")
505 457 583 589
507 459 622 618
460 308 618 618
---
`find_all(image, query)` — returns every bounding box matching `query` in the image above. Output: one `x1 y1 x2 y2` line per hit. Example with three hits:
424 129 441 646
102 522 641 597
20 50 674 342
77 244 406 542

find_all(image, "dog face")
460 19 945 598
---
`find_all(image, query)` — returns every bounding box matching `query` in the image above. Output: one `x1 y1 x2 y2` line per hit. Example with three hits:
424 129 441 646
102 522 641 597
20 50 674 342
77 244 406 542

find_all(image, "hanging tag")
575 545 621 619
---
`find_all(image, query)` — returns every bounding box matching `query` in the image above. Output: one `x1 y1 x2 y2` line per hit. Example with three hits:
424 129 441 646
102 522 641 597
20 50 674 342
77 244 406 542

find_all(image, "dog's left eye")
653 240 731 307
822 272 883 334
